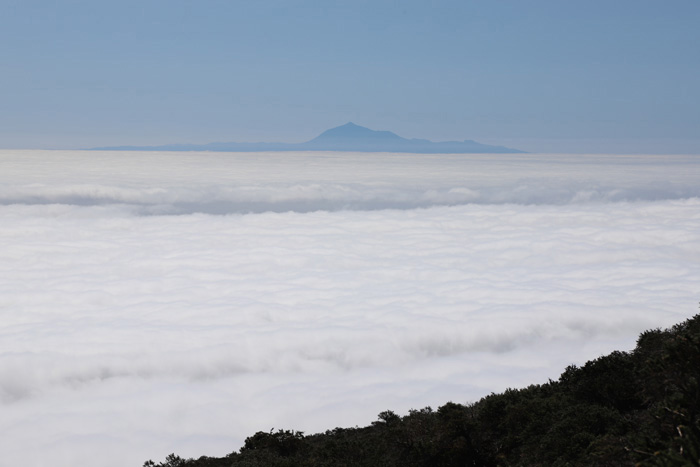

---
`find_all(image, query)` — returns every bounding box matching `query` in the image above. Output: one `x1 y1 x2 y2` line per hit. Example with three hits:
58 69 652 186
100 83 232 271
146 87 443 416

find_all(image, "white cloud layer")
1 150 699 466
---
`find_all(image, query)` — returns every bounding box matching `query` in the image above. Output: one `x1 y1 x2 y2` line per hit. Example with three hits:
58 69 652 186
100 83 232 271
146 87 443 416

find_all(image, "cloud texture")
1 150 699 466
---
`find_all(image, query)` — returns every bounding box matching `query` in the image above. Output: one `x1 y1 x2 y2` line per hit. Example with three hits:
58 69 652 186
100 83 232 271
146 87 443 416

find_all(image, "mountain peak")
309 122 404 144
91 123 525 153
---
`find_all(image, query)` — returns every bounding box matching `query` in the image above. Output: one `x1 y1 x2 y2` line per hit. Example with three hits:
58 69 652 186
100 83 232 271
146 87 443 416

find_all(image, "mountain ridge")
90 122 525 153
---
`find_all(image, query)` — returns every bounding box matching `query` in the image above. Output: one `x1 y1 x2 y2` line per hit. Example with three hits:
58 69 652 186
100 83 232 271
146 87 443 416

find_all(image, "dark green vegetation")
145 312 700 466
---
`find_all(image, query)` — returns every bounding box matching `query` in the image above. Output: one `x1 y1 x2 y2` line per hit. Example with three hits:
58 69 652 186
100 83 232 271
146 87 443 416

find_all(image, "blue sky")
1 0 698 153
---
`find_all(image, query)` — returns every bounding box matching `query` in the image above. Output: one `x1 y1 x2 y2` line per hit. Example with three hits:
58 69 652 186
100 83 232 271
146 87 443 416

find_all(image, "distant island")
90 122 525 154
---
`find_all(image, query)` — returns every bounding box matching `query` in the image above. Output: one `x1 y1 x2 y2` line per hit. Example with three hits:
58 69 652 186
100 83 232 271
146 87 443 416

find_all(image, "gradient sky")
2 0 699 153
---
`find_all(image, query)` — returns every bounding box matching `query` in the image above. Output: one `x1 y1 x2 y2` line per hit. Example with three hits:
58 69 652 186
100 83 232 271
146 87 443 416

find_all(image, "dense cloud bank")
1 151 699 214
0 151 699 466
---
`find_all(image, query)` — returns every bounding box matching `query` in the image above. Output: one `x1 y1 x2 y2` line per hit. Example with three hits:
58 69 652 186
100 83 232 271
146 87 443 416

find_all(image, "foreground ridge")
145 310 700 466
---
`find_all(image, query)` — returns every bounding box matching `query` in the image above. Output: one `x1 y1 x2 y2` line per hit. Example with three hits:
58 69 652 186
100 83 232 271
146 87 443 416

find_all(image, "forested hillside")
145 311 700 466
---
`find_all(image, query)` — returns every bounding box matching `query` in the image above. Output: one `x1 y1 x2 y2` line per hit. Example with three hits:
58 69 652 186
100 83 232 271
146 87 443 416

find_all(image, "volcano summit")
92 122 525 153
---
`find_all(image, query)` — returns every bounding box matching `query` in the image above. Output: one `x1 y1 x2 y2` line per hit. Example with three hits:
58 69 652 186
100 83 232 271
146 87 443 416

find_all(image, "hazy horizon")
3 126 700 156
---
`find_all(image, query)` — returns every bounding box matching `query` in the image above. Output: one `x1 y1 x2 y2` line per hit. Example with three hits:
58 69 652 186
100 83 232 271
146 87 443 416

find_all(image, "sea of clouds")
1 150 699 466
